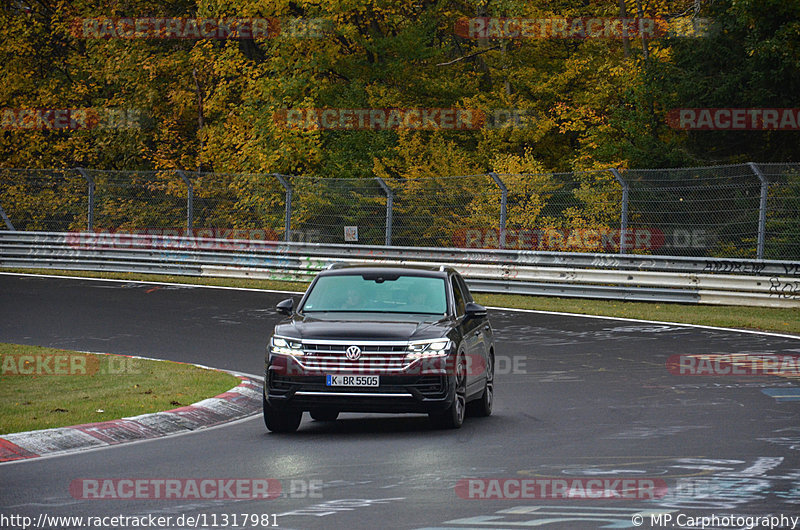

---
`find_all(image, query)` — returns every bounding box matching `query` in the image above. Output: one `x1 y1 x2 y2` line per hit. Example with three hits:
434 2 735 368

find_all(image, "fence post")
0 201 14 230
274 174 293 242
489 172 508 249
375 177 393 246
176 170 194 230
610 168 629 254
748 162 768 260
76 168 94 231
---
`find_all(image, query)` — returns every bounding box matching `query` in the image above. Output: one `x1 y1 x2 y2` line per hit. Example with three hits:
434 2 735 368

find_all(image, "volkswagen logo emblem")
345 345 362 361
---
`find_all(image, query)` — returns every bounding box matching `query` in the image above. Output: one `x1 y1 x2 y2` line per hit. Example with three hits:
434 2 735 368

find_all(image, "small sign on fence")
344 226 358 242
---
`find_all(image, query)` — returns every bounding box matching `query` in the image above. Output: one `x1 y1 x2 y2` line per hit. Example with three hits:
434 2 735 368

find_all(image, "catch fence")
2 163 798 260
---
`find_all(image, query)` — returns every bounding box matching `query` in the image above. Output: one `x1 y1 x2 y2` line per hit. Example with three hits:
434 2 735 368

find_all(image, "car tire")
310 409 339 421
467 351 493 417
430 354 466 429
263 394 302 433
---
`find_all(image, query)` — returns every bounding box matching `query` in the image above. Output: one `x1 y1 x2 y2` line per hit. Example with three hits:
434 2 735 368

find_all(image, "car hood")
274 313 452 342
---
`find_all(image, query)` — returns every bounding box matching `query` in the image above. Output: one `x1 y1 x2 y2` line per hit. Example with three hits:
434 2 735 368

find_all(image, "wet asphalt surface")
2 273 800 529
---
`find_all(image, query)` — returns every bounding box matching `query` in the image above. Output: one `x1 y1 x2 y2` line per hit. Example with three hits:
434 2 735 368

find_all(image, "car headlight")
270 336 304 356
406 339 452 360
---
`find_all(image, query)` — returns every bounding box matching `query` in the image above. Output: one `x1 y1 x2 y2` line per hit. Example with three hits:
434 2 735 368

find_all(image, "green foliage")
1 0 798 251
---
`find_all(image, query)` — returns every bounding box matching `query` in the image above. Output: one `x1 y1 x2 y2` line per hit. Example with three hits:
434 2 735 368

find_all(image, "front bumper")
265 354 456 414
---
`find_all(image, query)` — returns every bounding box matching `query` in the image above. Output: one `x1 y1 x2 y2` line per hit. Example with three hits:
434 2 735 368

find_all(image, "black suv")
263 265 495 432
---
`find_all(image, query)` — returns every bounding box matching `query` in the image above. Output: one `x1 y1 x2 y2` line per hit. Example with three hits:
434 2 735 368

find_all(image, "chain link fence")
290 176 388 245
1 163 799 259
758 163 800 260
391 174 501 248
623 164 763 258
0 169 86 232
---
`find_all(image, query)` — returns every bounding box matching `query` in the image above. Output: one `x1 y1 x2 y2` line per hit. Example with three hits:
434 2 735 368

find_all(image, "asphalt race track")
2 273 800 530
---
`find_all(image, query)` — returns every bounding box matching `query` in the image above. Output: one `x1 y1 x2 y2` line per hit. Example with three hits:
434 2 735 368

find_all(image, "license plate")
326 375 379 387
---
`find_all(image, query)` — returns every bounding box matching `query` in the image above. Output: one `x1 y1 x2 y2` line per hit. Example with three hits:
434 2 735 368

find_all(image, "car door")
460 274 490 387
451 275 482 395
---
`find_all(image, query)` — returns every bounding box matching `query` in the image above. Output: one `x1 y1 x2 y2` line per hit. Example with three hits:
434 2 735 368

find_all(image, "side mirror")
465 302 487 318
276 298 295 316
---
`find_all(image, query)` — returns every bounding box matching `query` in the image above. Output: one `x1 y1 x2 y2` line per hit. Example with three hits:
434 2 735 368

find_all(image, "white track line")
485 306 800 341
3 271 798 340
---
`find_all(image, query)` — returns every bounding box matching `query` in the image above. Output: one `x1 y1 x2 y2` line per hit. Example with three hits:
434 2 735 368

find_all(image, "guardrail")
2 232 799 308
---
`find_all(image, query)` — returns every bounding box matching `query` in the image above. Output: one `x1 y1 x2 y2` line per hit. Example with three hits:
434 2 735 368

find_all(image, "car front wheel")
430 354 466 429
263 395 302 433
468 351 493 417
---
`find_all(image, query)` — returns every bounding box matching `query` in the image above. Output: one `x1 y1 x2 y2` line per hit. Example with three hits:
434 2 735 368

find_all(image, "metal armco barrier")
1 232 799 308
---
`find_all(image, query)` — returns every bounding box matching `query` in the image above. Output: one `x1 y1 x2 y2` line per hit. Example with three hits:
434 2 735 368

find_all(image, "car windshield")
301 273 447 315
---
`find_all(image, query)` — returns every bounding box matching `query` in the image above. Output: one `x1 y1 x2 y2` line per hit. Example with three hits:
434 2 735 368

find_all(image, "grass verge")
3 267 799 334
0 343 240 435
